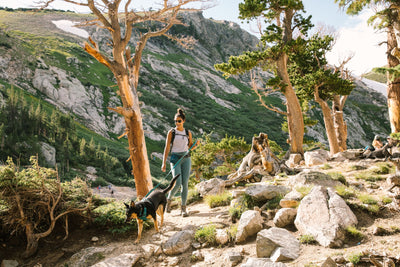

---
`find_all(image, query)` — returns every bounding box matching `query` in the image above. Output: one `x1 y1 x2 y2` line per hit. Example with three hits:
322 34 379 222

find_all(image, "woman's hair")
175 108 186 121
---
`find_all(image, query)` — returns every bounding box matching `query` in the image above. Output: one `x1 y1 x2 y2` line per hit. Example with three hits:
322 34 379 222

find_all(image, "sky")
0 0 388 76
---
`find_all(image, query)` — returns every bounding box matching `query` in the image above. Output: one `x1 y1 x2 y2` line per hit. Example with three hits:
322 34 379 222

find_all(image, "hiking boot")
166 199 172 213
181 205 188 217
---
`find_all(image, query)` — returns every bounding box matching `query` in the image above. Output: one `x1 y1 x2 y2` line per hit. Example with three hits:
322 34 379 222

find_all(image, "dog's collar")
138 207 148 221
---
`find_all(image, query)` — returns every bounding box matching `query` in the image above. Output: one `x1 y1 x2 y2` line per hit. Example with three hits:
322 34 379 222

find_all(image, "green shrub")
371 162 393 174
295 186 313 198
346 226 364 240
93 201 138 234
347 252 362 264
354 172 384 182
299 234 316 244
358 193 378 205
335 185 357 199
194 224 217 245
327 172 347 185
321 163 332 170
187 189 201 205
205 191 232 208
380 196 392 204
227 224 238 241
262 195 284 210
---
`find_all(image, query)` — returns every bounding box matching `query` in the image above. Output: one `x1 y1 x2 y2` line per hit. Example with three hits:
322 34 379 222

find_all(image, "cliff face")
0 9 390 149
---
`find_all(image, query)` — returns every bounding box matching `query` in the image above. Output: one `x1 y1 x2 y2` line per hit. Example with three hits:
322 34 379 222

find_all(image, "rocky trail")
3 155 400 267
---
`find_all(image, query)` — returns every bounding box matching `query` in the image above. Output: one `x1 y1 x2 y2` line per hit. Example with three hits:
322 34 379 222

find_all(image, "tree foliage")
191 134 251 180
0 156 92 257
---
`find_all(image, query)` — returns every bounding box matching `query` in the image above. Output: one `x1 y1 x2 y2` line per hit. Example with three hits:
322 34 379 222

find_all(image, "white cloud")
327 10 387 76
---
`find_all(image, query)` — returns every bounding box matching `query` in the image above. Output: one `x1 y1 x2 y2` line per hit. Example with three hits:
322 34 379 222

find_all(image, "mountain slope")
0 8 391 181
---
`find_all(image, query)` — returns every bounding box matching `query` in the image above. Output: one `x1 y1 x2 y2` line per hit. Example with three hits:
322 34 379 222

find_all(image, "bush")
194 224 217 245
299 234 316 244
205 191 232 208
327 171 347 185
335 185 357 199
346 226 364 240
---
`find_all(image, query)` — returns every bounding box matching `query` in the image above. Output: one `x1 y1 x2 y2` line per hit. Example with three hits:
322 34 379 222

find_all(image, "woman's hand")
161 163 166 172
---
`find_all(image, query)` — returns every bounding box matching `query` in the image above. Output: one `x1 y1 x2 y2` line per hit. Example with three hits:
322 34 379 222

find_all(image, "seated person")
372 135 383 150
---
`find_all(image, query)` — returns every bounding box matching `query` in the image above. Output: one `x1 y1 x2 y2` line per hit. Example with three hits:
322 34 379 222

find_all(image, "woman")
161 108 196 217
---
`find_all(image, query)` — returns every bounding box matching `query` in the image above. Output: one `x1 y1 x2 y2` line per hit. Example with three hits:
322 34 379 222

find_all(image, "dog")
125 174 179 243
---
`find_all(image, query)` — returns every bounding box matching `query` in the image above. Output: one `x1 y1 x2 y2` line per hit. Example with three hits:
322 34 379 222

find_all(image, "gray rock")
90 253 140 267
288 170 342 189
240 258 287 267
195 178 225 197
273 208 297 228
256 227 299 261
304 149 330 166
236 210 264 243
162 230 194 255
245 184 290 202
39 142 56 167
1 260 19 267
294 186 358 248
223 251 243 267
321 256 338 267
69 247 114 267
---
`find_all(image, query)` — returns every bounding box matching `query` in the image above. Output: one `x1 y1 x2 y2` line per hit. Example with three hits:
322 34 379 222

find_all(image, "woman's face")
174 116 184 126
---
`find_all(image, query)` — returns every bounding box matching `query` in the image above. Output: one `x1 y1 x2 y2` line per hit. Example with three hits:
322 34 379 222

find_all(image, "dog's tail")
162 174 180 194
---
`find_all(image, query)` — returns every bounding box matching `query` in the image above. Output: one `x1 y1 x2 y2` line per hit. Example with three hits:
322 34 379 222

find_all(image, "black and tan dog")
125 174 179 243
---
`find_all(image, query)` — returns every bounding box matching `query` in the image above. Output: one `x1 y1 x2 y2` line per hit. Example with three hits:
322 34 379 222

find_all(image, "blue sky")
1 0 387 76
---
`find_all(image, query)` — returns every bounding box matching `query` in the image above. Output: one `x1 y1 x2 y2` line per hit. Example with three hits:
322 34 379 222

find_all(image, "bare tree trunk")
332 95 348 151
277 57 304 154
388 25 400 133
315 88 340 155
23 224 39 258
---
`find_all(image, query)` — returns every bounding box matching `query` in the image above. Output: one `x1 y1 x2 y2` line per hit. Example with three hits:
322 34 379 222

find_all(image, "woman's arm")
161 130 172 172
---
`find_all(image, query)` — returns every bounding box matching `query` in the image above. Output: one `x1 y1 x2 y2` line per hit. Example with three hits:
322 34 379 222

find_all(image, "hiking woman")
161 108 197 217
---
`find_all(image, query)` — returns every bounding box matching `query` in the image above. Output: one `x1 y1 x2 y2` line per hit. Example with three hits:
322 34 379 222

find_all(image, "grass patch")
295 186 313 198
347 252 362 264
205 191 232 208
187 189 202 205
194 224 217 245
370 162 394 175
261 195 284 211
354 172 384 182
335 185 357 199
346 226 364 240
327 171 347 185
358 193 378 205
380 195 392 204
349 165 367 171
227 224 238 241
299 234 317 244
320 163 332 170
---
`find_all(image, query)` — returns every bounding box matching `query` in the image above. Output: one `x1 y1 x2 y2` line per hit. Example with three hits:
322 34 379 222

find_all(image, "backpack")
170 128 190 149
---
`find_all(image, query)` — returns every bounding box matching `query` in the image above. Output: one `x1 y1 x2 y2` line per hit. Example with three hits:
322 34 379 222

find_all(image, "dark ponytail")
175 108 186 121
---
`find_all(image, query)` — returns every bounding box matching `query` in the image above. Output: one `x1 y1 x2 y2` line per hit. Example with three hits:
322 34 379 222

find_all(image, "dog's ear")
130 200 135 207
124 202 130 209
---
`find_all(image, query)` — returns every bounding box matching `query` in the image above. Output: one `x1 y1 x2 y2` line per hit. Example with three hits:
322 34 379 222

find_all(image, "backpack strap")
170 128 190 150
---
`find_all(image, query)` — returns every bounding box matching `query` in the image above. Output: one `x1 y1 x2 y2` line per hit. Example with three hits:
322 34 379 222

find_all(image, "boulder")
245 184 290 202
240 258 287 267
216 229 229 245
273 208 297 228
91 253 140 267
288 170 342 189
285 153 302 168
256 227 300 261
162 230 194 255
304 149 330 167
236 210 264 243
39 142 56 167
294 186 357 248
195 178 225 197
223 250 243 267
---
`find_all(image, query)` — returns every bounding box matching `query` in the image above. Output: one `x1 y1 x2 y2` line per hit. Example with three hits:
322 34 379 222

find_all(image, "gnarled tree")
336 0 400 133
40 0 210 198
215 0 314 155
0 157 91 258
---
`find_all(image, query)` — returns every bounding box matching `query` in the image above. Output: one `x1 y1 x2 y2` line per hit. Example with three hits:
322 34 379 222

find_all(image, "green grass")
335 185 357 199
299 234 317 244
327 171 347 185
347 252 362 265
194 224 217 245
346 226 364 240
358 193 378 205
205 191 232 208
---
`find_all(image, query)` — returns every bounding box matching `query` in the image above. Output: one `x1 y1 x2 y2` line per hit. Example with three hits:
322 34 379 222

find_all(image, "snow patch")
360 77 387 98
52 20 89 38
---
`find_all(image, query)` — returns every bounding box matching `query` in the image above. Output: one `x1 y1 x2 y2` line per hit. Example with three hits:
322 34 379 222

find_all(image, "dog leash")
142 141 197 200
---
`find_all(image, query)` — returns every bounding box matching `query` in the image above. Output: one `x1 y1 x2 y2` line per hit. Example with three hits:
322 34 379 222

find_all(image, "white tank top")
171 128 189 153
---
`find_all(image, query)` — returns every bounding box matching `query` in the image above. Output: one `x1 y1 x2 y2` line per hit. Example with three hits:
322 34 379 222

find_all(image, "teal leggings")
168 152 191 206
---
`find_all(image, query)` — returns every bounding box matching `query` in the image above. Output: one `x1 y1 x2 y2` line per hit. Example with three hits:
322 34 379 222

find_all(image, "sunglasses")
174 120 182 123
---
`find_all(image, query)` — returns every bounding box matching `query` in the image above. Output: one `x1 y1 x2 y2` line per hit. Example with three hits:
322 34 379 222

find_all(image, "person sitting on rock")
372 135 384 150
